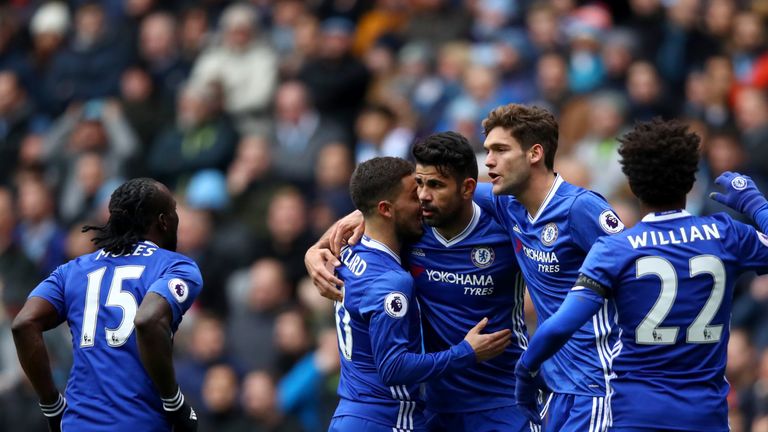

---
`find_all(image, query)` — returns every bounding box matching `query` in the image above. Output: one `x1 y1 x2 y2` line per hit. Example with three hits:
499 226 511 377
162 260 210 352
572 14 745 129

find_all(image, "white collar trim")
432 202 481 247
361 236 401 264
641 209 692 222
528 174 564 223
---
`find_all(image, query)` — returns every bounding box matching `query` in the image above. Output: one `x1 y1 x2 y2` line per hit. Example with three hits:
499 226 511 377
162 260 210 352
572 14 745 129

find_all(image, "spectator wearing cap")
13 2 70 116
46 2 132 113
189 2 277 136
298 17 370 137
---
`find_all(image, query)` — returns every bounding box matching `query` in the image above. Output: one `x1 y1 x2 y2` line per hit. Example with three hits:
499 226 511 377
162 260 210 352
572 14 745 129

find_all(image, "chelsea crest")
471 247 495 268
541 222 558 246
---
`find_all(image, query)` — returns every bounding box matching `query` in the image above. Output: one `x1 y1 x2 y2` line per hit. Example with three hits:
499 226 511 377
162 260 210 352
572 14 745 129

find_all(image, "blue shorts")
424 405 540 432
329 415 428 432
542 393 611 432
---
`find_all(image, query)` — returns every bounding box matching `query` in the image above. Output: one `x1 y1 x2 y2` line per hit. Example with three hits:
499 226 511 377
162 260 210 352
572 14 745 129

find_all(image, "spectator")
0 187 38 315
200 364 248 432
354 103 413 163
572 91 629 199
227 258 293 372
138 12 190 104
271 81 348 187
46 2 131 112
251 188 314 285
298 17 371 134
733 87 768 175
190 2 277 135
241 370 303 431
148 82 238 188
0 71 37 186
176 313 239 412
227 135 287 238
14 178 66 277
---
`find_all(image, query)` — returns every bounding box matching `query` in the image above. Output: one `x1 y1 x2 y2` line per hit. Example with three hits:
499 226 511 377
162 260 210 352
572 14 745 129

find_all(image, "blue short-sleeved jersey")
333 236 475 431
578 210 768 431
406 202 528 413
29 241 202 432
475 177 623 396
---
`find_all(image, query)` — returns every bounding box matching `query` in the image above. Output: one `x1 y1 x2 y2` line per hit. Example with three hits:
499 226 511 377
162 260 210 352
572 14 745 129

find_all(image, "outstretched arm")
514 284 604 424
12 297 66 430
710 171 768 232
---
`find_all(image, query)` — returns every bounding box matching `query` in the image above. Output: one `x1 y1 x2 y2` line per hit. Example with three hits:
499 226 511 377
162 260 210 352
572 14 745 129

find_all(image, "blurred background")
0 0 768 431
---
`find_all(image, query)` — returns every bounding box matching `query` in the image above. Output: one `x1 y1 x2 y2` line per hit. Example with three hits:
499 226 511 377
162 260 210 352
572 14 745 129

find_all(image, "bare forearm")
136 322 178 398
12 324 59 403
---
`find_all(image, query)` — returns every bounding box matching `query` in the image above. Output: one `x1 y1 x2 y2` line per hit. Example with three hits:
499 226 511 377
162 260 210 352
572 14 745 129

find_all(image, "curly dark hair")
350 157 414 216
412 131 478 182
82 178 169 255
482 104 559 170
618 118 700 206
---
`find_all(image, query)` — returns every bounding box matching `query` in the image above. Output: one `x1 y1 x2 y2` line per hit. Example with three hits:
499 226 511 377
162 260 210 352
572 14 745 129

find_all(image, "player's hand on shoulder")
330 210 365 256
513 361 542 425
463 317 512 362
304 246 343 302
711 171 768 217
39 393 66 432
162 388 198 432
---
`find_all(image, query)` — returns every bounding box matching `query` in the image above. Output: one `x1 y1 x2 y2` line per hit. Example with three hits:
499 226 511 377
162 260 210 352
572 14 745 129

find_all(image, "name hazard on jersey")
424 269 495 296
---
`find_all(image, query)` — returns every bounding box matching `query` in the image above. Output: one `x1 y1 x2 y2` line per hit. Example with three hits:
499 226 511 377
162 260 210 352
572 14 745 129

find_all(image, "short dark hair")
349 157 414 216
618 118 700 206
82 178 168 255
482 104 559 170
412 131 478 181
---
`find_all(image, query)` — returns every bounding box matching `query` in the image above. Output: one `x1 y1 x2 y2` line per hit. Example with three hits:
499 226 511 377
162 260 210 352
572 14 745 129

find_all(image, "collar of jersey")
142 240 159 248
431 201 481 247
527 174 564 224
360 236 401 264
641 209 692 222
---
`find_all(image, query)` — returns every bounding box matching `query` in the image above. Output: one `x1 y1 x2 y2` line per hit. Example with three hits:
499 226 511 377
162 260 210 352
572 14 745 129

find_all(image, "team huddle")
10 103 768 432
306 104 768 432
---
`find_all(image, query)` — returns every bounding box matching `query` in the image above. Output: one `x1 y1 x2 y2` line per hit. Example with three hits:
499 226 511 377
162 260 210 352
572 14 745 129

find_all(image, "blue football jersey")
333 236 475 430
475 176 623 395
578 210 768 430
406 202 528 413
28 241 202 432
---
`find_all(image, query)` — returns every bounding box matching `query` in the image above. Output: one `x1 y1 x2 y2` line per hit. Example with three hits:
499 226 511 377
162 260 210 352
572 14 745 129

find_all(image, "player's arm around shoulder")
363 272 512 386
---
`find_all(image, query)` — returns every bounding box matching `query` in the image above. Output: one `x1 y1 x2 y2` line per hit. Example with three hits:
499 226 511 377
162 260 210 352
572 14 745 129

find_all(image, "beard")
394 217 424 244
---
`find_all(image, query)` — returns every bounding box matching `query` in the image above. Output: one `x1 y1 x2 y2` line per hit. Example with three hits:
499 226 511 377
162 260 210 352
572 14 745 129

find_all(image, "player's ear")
377 200 393 219
461 177 477 199
529 143 544 165
157 213 168 233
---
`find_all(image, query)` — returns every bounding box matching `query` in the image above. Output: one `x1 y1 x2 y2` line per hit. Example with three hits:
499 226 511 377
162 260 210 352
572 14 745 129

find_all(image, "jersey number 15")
81 265 145 348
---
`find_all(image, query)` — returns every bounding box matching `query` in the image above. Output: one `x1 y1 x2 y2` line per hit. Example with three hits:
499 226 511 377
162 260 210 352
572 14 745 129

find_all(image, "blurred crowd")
1 0 768 431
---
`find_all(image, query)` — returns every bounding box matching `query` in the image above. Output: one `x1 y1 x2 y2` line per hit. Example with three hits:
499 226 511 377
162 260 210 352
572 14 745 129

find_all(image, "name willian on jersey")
627 223 721 249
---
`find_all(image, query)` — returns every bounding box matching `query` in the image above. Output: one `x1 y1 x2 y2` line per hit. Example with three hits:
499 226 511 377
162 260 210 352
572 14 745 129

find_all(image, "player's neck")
518 170 556 217
641 199 687 216
363 222 401 257
434 201 474 240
